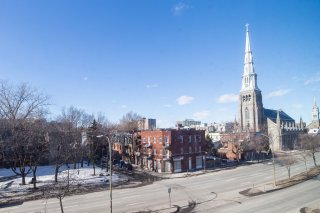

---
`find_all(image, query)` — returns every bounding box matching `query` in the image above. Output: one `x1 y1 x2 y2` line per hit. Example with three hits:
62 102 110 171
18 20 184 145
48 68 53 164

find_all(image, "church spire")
244 23 254 75
241 24 259 91
312 97 319 121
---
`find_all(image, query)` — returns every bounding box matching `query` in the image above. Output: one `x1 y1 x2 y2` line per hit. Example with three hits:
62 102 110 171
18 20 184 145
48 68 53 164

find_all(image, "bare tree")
298 134 320 167
299 150 311 171
0 81 49 185
119 111 141 132
48 121 72 183
57 106 90 172
42 170 81 213
249 134 269 162
1 121 31 185
27 119 49 189
228 134 249 164
276 153 297 178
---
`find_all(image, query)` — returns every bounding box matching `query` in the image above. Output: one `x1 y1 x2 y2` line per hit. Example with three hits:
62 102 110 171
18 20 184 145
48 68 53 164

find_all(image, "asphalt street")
1 154 319 213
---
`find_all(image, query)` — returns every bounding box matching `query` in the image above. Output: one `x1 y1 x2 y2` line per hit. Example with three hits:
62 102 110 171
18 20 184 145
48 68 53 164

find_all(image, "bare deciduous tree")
48 121 72 183
27 119 49 189
276 153 297 179
119 111 141 132
298 134 320 167
0 81 49 185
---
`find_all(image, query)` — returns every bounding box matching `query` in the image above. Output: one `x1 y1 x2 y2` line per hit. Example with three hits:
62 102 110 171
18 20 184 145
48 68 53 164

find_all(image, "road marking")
127 202 145 206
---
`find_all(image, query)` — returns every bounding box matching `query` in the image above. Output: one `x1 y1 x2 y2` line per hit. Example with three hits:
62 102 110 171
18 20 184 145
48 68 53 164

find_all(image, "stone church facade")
238 25 304 152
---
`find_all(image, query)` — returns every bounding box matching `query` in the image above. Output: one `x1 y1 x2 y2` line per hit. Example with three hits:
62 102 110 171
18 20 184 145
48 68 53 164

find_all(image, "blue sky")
0 0 319 127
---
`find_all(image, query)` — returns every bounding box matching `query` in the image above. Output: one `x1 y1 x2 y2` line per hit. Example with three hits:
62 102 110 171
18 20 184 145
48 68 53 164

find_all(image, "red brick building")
140 129 206 173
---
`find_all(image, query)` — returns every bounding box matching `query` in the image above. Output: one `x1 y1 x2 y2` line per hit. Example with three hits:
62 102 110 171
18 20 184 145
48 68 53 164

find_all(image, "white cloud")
217 94 238 103
176 96 194 105
267 89 291 98
121 105 127 109
304 76 320 85
163 104 172 108
146 84 158 89
172 2 189 15
193 110 210 120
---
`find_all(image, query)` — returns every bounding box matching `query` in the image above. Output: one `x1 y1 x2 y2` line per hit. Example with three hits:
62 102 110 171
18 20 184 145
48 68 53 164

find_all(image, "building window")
154 149 156 155
194 135 197 143
160 149 163 155
189 136 192 143
199 146 201 153
180 147 183 154
179 135 183 143
189 146 192 153
153 137 156 143
159 137 162 144
148 137 151 143
245 107 250 128
143 137 146 143
165 136 169 145
166 150 169 156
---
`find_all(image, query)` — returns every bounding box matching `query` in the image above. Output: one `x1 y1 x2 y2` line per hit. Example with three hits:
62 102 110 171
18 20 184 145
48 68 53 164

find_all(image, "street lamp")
97 134 113 213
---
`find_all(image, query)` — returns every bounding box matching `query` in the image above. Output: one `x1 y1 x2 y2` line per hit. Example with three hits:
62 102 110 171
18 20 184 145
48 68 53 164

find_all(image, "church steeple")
241 24 259 92
239 24 264 132
312 97 319 121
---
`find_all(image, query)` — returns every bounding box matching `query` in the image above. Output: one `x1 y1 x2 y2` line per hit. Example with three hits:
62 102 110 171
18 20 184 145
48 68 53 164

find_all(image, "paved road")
1 155 319 213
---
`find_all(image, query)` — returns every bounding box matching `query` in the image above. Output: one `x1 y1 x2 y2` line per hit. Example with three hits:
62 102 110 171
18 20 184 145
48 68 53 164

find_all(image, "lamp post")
97 135 113 213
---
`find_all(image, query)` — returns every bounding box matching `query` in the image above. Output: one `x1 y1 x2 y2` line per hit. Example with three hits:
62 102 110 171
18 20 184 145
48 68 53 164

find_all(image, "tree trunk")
93 160 96 176
77 162 80 175
32 166 37 189
312 153 317 167
304 159 308 172
21 172 26 185
55 165 60 183
59 196 64 213
288 167 291 179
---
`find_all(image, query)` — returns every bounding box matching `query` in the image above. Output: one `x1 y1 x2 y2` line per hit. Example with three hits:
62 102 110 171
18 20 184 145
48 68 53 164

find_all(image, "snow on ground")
0 163 122 192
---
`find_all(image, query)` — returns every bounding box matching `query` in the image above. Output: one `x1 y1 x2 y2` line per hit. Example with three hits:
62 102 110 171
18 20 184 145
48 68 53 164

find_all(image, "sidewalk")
239 166 320 197
131 163 250 179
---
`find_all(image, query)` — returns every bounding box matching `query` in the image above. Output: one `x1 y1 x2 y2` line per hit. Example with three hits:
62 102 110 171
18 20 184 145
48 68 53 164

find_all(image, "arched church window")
243 96 246 102
248 95 251 101
245 108 250 128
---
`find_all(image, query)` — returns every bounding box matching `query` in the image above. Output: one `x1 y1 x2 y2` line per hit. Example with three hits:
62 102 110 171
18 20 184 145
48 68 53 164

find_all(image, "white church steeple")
312 97 319 121
241 24 259 92
239 24 264 132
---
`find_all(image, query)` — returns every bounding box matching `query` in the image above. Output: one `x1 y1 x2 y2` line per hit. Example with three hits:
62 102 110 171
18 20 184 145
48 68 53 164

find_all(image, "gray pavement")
1 153 319 213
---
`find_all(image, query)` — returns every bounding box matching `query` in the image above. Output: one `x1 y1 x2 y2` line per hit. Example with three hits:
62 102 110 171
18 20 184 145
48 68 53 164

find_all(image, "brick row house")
140 129 206 173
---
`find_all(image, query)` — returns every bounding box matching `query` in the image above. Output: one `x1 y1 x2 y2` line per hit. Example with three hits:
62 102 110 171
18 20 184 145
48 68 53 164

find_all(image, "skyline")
0 1 319 127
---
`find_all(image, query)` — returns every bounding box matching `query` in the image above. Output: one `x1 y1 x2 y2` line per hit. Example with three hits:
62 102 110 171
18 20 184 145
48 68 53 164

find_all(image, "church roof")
263 108 295 122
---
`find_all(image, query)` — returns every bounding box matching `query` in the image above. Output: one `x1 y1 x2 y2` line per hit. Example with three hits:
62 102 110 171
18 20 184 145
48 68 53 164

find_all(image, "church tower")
312 97 319 122
239 24 264 132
